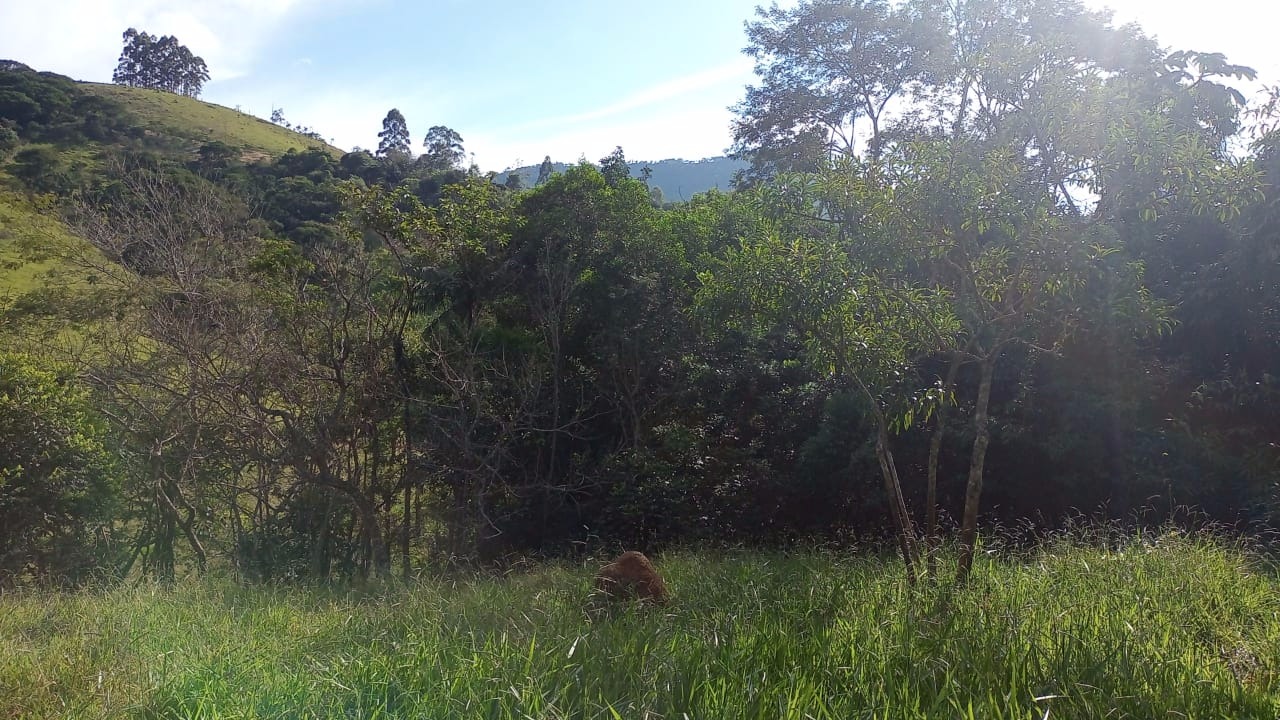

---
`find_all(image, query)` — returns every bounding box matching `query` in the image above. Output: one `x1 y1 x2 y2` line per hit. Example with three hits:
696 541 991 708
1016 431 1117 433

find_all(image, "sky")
2 0 1279 171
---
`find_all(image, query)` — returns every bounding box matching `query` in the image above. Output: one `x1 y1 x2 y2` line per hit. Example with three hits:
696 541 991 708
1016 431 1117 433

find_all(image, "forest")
2 0 1280 592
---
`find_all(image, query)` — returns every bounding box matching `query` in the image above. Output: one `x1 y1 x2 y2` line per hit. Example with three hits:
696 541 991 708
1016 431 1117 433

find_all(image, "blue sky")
2 0 1278 171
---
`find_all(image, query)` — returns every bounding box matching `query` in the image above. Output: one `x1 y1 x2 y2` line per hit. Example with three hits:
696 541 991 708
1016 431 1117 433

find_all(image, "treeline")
3 0 1280 586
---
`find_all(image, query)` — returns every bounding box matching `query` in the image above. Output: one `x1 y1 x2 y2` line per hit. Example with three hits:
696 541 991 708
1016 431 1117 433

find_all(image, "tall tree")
536 156 556 186
112 28 209 97
599 146 631 186
377 108 412 158
422 125 465 170
732 0 948 178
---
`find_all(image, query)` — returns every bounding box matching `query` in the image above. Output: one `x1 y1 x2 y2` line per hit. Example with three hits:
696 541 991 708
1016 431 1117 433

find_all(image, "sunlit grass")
81 83 343 159
0 183 72 296
1 533 1276 719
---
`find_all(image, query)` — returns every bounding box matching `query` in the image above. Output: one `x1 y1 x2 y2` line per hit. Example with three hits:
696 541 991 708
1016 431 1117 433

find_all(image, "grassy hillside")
80 83 343 160
2 536 1276 719
0 75 344 310
0 186 71 296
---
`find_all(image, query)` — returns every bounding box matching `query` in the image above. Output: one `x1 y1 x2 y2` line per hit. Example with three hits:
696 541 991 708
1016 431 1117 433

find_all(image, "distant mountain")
499 156 745 200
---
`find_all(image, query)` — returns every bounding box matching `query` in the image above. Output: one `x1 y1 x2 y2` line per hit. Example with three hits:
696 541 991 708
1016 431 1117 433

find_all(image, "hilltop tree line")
3 0 1280 586
111 28 209 98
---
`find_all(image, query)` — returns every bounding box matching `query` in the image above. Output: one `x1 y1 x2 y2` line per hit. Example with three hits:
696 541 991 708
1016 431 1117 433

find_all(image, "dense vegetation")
1 537 1277 718
2 0 1280 589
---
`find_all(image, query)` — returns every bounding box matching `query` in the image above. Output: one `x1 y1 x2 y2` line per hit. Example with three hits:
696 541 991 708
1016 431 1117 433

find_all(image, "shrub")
0 353 120 586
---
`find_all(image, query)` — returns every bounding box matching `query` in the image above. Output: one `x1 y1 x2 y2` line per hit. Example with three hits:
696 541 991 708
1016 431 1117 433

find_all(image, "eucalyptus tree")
376 109 412 158
422 125 466 170
112 28 209 97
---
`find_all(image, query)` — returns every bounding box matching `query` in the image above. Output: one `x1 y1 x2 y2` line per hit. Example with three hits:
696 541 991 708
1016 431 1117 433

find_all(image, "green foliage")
1 539 1276 718
0 68 131 145
112 28 210 98
598 145 631 186
0 353 119 586
0 125 18 161
422 125 465 170
377 108 411 158
700 227 956 389
5 0 1280 581
8 145 69 194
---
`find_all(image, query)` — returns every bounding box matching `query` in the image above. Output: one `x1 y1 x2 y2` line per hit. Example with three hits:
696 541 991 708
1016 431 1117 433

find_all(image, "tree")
0 124 18 161
599 146 631 186
69 167 257 581
732 0 948 177
698 185 959 578
422 125 465 170
729 0 1256 583
536 155 555 186
377 109 412 158
112 28 210 97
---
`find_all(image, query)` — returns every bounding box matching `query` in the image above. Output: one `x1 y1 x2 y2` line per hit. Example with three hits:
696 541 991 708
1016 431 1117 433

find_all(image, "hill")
500 156 745 200
81 83 342 160
0 64 343 308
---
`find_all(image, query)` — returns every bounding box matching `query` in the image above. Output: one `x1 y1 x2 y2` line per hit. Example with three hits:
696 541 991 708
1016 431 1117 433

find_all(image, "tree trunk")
849 371 918 583
310 494 333 580
956 353 997 584
402 482 412 581
874 429 918 582
926 349 966 578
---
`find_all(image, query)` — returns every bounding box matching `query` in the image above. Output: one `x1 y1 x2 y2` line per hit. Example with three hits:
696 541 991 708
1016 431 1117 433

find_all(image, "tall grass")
2 533 1276 719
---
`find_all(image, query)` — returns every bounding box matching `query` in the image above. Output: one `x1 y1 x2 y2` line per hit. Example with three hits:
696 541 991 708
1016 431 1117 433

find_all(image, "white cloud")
0 0 322 84
523 57 754 129
258 56 753 168
464 60 754 169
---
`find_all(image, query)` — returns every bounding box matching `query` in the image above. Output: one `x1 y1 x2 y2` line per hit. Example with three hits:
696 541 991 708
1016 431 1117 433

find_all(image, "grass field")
0 184 76 297
80 84 343 160
2 533 1277 719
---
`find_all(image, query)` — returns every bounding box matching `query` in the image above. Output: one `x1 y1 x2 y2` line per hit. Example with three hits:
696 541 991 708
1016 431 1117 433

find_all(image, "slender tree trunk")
926 349 966 578
849 371 918 582
148 451 176 583
402 482 412 581
311 494 333 580
956 353 997 584
874 429 918 582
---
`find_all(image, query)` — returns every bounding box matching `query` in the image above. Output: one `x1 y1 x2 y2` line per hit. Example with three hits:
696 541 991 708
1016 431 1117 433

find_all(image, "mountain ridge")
498 156 745 200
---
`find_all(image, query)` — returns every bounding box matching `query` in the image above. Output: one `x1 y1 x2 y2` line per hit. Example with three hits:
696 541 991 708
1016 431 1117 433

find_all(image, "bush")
9 145 69 194
0 354 120 586
0 123 19 160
